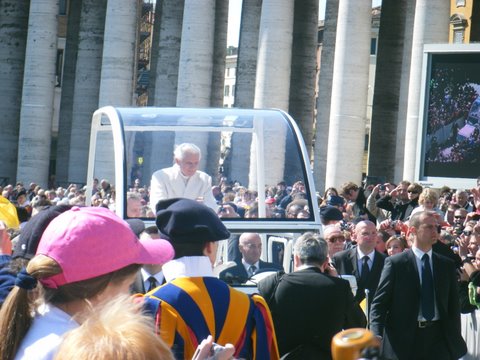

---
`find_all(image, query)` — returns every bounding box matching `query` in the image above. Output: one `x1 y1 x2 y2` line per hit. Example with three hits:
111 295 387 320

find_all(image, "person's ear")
407 225 416 237
293 254 301 269
203 242 214 256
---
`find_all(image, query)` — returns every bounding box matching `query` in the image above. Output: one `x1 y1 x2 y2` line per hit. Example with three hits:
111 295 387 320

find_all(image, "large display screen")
419 45 480 188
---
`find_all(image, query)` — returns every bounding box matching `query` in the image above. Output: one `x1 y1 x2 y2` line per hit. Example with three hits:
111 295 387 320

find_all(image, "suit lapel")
406 250 421 294
370 251 382 277
130 272 146 294
235 259 249 279
349 248 359 279
432 252 447 313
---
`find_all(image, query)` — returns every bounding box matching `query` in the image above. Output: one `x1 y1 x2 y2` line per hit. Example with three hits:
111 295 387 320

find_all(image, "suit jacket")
130 272 146 294
150 164 217 210
257 267 366 359
369 250 467 360
332 247 386 305
219 259 283 284
130 271 165 295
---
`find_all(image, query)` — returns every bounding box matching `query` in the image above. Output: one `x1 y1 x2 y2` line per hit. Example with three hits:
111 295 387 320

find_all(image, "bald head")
239 233 262 265
354 220 377 254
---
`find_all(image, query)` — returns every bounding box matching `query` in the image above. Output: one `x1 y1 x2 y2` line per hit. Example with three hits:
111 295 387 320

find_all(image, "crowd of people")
0 142 479 359
427 67 478 135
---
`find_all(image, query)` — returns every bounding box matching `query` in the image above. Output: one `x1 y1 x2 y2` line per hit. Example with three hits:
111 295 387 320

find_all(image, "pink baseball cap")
36 206 174 289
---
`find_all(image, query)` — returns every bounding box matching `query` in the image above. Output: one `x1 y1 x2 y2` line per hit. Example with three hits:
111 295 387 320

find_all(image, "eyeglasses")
327 235 345 243
407 190 419 194
454 215 466 219
242 243 261 249
463 230 473 236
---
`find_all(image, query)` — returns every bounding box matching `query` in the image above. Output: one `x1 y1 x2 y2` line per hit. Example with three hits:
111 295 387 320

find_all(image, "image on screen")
423 53 480 179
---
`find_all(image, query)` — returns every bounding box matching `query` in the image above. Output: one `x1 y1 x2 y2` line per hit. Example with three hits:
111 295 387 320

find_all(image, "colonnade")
0 0 450 191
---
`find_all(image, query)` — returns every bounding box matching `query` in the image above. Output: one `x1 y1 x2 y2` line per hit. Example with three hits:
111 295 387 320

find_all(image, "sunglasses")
328 236 345 243
454 215 466 219
464 230 473 236
407 190 419 194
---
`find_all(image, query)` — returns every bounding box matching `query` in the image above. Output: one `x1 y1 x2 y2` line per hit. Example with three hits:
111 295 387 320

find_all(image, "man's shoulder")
374 250 387 261
259 260 283 271
152 166 176 178
432 250 456 268
219 263 247 283
386 249 412 265
194 170 212 181
333 247 355 260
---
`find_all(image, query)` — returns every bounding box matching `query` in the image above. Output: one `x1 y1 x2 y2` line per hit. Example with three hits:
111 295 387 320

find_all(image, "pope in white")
150 143 218 211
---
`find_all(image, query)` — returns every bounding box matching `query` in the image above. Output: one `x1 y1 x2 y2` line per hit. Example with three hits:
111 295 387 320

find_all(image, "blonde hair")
0 255 139 360
55 295 174 360
418 188 439 206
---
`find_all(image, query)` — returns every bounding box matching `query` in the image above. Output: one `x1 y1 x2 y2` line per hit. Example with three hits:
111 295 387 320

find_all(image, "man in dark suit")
332 220 386 306
219 232 283 284
257 232 366 359
370 211 467 360
128 222 166 294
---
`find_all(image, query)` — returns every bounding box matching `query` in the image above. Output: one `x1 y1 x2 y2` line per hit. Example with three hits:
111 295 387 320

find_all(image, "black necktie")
248 265 257 277
360 256 370 286
421 254 435 321
147 276 158 292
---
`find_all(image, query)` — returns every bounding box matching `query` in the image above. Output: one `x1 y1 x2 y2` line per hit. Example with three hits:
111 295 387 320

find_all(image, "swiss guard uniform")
141 198 279 359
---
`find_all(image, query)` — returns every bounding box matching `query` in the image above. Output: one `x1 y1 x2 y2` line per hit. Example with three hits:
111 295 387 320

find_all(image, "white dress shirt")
150 164 217 211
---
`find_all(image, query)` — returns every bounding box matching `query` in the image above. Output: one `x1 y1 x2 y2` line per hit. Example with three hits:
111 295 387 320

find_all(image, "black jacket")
219 259 283 285
332 247 386 306
258 267 366 359
370 250 467 360
376 195 419 221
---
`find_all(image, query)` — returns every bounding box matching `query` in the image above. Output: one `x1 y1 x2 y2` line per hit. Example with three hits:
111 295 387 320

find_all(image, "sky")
228 0 383 47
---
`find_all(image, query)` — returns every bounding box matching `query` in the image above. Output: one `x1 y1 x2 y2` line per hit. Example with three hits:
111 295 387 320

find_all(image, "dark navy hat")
320 205 343 222
12 204 73 260
125 218 145 238
327 195 345 207
155 198 230 244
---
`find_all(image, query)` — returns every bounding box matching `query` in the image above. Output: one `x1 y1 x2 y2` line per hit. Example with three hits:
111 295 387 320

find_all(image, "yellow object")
0 196 20 229
331 328 380 360
360 298 367 315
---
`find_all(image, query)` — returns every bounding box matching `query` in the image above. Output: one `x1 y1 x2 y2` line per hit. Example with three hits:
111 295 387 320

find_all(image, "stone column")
0 0 29 184
394 0 416 182
403 0 449 181
56 0 82 186
96 0 138 184
325 0 371 188
368 0 409 182
313 0 339 193
16 0 59 187
98 0 137 107
175 0 216 171
251 0 294 188
146 0 184 177
67 0 107 184
148 0 184 107
235 0 261 108
176 0 216 108
228 0 262 186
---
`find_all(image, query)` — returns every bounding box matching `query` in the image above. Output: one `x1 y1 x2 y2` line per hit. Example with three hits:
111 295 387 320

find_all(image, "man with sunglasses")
376 182 423 221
